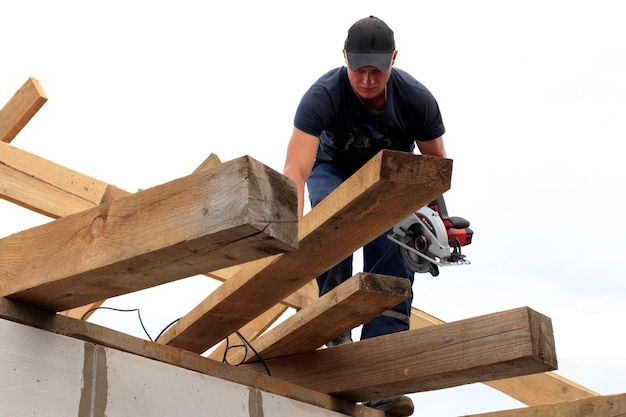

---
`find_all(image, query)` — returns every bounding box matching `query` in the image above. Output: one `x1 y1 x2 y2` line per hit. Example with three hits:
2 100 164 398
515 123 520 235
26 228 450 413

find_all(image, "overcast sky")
2 1 625 415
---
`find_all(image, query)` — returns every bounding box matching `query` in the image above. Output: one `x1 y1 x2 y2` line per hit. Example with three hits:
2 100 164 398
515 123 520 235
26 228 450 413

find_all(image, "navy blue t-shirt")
294 67 445 173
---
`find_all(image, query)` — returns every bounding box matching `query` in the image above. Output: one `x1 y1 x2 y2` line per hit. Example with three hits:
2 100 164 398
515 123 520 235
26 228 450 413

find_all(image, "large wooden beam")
0 78 126 320
233 273 410 364
0 143 308 321
409 307 599 405
242 307 558 402
466 393 626 417
0 156 297 311
0 78 47 143
158 151 453 353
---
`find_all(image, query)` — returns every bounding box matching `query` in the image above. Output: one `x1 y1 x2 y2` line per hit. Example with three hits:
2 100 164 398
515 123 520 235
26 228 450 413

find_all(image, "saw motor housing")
388 196 473 276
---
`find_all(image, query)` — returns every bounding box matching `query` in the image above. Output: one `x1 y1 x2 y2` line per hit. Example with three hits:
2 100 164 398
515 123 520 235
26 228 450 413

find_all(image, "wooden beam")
157 151 453 353
193 152 222 173
241 307 558 402
0 156 298 311
233 273 410 364
465 393 626 417
0 144 304 320
0 78 47 143
0 297 386 417
409 306 599 405
206 263 319 309
0 141 126 218
0 140 128 319
0 141 129 319
484 372 599 407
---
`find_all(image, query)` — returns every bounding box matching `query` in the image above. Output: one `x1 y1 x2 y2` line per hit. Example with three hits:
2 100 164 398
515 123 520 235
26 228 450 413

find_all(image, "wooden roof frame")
1 77 616 415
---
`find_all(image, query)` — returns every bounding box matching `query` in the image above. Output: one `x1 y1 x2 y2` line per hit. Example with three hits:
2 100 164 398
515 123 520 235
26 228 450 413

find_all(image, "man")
283 16 447 417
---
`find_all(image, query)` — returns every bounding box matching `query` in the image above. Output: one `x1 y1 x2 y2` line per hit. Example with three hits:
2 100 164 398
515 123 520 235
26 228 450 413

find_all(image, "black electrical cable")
80 306 154 342
78 306 271 375
222 331 272 376
154 317 181 343
222 335 247 365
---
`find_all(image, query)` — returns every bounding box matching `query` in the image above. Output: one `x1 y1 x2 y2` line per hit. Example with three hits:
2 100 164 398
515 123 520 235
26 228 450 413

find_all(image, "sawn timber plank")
241 306 558 402
0 141 126 218
409 307 600 405
465 392 626 417
157 150 453 353
0 77 48 143
0 155 297 311
232 272 411 364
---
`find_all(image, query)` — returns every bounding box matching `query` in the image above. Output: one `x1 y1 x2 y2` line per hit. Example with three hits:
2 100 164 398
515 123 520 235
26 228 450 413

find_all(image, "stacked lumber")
1 77 615 416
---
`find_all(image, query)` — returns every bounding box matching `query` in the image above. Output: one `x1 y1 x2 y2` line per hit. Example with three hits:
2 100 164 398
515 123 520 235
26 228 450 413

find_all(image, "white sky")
2 1 625 415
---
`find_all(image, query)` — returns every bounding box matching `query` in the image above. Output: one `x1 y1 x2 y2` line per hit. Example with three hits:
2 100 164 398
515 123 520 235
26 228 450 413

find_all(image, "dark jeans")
308 162 414 339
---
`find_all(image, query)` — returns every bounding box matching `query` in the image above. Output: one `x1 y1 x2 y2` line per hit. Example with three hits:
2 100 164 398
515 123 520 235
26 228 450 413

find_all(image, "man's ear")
343 49 349 67
391 50 398 66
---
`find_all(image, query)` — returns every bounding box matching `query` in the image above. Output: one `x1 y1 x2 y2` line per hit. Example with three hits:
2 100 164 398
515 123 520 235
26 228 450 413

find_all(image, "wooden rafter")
0 77 608 414
465 392 626 417
233 272 411 363
241 306 558 402
0 141 126 217
0 77 47 143
409 307 600 405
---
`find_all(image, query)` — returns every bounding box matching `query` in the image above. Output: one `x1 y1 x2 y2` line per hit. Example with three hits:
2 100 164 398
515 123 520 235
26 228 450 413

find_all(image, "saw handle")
428 195 473 247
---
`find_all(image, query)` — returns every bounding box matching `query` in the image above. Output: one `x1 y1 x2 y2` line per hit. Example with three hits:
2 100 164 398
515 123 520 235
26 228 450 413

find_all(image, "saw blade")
394 223 440 276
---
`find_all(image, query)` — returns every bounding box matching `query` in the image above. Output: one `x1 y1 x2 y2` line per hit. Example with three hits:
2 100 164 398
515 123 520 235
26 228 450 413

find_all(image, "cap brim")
346 52 393 72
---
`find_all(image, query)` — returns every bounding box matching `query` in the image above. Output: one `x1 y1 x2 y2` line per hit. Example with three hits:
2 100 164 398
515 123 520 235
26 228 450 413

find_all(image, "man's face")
344 50 396 102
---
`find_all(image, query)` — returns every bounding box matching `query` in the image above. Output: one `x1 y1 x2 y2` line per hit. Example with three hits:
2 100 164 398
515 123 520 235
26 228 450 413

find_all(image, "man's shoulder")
390 67 426 88
313 67 346 87
301 67 347 104
390 68 437 100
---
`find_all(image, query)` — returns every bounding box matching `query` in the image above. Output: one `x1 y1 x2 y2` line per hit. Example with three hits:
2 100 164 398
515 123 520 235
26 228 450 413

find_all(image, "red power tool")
387 195 473 277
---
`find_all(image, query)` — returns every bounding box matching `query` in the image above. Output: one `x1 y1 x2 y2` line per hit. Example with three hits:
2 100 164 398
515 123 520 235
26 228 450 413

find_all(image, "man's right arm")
283 127 319 219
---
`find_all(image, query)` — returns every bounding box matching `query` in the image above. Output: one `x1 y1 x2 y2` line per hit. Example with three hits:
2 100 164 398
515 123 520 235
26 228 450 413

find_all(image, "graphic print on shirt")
343 121 392 152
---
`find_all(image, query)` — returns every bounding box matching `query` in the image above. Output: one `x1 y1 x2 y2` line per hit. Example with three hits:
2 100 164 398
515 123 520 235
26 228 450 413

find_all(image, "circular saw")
387 196 472 277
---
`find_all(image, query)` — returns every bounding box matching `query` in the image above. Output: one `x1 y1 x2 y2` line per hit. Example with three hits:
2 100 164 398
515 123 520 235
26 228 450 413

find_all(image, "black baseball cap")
344 16 395 72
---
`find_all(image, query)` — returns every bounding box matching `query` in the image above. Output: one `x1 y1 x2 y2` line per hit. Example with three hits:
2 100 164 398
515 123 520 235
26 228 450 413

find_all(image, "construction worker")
283 16 447 417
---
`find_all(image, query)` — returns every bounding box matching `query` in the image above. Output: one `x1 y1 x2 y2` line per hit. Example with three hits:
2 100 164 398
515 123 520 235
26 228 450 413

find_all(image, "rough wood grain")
464 392 626 417
242 307 558 402
233 273 410 364
0 141 117 217
206 263 319 309
409 307 599 405
0 156 297 311
158 151 453 353
0 78 47 143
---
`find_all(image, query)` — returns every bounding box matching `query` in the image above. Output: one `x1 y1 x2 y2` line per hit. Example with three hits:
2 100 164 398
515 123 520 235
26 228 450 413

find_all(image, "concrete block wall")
0 318 345 417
